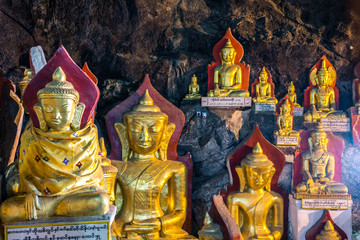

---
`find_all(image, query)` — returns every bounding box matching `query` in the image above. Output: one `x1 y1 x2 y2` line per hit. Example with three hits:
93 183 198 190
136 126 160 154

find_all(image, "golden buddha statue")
274 99 299 137
207 39 249 97
227 143 283 240
304 59 346 122
315 221 341 240
295 123 348 195
184 74 201 99
198 212 223 240
112 90 195 239
287 81 301 107
19 68 33 98
252 67 278 104
0 67 109 224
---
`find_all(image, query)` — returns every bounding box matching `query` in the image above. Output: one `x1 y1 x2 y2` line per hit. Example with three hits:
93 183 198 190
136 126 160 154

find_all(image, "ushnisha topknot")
317 59 329 78
241 142 274 167
222 39 235 50
37 67 79 102
125 89 168 118
312 122 326 136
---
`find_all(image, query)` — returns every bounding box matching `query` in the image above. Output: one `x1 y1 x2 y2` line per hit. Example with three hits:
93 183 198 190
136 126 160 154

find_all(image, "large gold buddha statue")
227 143 283 240
207 39 249 97
0 67 109 223
274 99 299 137
252 67 278 104
295 123 348 195
287 81 301 107
315 221 341 240
304 59 346 122
112 90 194 239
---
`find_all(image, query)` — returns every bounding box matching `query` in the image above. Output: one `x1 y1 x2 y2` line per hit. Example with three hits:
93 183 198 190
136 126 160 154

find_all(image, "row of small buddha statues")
0 28 352 240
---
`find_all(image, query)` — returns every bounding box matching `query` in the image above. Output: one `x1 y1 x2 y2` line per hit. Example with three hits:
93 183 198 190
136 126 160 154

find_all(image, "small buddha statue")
0 67 109 223
227 142 283 240
304 59 346 122
207 39 249 97
252 67 278 104
287 81 301 107
112 90 194 239
274 99 299 137
184 74 201 99
315 221 341 240
295 123 348 195
19 68 33 98
198 212 223 240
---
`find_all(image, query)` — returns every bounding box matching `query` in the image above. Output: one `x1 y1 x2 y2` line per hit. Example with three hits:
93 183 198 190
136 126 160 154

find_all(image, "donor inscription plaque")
276 136 299 146
201 97 251 107
254 102 276 112
292 107 304 116
321 118 350 132
301 199 349 210
5 205 116 240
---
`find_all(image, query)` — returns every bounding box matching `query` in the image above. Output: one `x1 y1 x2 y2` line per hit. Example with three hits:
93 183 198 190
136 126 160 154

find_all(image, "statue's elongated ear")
159 123 175 161
114 122 129 161
328 66 336 86
266 167 276 192
308 137 313 152
34 104 48 131
235 166 246 192
71 102 85 131
310 68 318 86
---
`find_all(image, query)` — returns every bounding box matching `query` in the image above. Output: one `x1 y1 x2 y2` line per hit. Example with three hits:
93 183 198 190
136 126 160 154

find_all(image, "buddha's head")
34 67 84 132
310 123 328 151
191 74 198 84
118 90 175 159
259 67 268 83
220 39 236 64
280 99 291 116
288 81 295 94
238 143 275 191
315 221 341 240
316 60 329 87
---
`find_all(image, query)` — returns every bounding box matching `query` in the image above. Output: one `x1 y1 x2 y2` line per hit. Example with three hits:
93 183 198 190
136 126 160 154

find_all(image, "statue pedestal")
288 195 352 240
4 205 116 240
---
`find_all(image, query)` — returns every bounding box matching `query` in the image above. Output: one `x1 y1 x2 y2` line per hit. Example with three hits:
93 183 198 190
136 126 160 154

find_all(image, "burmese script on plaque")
301 199 348 210
254 102 276 112
292 107 304 116
321 118 350 132
5 222 110 240
277 136 299 146
201 97 251 107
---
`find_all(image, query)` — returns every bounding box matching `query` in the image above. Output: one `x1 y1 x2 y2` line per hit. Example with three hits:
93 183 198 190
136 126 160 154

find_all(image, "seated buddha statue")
112 90 194 239
287 81 301 107
315 221 341 240
207 39 249 97
295 123 348 195
274 99 299 137
227 142 283 240
184 74 201 99
252 67 278 104
0 67 109 223
304 59 346 122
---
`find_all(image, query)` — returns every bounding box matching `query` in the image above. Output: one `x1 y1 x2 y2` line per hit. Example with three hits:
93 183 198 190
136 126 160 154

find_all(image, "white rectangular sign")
301 199 348 210
277 136 299 146
5 221 110 240
293 107 304 116
255 102 276 112
201 97 251 107
320 118 350 132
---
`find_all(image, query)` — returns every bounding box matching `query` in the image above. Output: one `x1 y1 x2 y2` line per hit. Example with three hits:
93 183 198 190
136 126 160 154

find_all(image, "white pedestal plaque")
288 195 352 240
276 136 299 146
201 97 251 107
320 118 350 132
5 205 116 240
293 107 304 116
254 102 276 112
